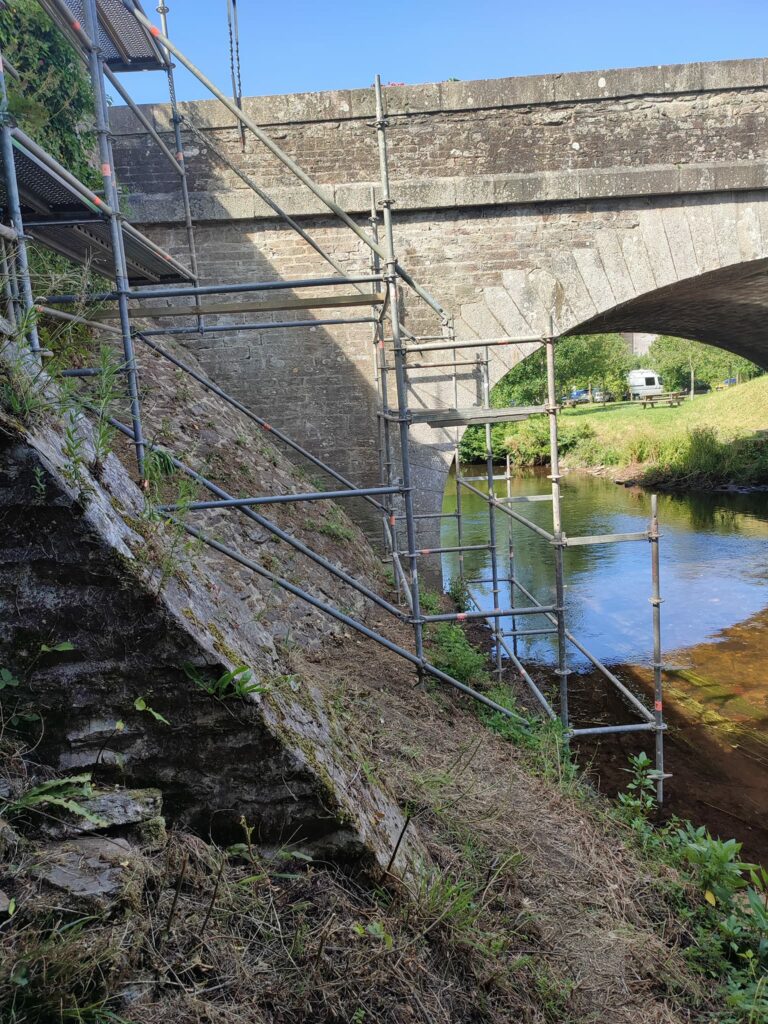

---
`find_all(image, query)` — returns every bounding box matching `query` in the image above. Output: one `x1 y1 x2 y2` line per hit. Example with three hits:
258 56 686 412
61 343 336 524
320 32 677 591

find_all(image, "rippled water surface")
440 468 768 674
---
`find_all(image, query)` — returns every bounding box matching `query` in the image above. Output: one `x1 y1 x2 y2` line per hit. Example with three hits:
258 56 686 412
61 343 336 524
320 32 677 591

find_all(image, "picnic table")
640 392 684 408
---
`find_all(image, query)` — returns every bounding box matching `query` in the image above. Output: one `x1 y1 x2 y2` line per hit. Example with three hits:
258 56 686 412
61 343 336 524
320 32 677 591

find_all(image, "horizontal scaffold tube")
569 723 662 738
139 316 376 337
421 606 556 623
107 415 406 621
133 331 390 515
403 336 541 354
174 519 528 725
159 486 400 512
118 0 448 321
42 275 383 305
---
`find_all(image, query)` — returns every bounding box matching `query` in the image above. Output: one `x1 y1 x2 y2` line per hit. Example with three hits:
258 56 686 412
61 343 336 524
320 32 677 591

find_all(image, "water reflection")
440 468 768 669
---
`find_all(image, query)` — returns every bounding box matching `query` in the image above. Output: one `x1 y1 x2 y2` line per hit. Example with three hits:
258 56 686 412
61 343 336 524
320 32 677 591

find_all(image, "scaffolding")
1 0 667 798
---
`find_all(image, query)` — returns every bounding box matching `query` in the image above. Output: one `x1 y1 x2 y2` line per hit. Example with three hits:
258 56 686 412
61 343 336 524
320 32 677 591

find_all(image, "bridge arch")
408 194 768 547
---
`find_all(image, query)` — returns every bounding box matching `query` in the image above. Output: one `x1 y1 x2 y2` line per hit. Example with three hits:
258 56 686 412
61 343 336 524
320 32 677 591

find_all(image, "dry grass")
294 623 714 1024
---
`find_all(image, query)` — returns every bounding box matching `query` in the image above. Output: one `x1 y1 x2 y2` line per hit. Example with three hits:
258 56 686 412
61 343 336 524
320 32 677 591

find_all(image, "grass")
561 377 768 486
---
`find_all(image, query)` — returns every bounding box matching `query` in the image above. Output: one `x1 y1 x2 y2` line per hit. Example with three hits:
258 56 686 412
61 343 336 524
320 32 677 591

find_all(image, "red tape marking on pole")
655 700 663 712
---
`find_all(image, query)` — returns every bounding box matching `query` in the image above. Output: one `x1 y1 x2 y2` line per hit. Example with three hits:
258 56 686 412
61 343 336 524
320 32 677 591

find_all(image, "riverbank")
462 377 768 489
565 376 768 488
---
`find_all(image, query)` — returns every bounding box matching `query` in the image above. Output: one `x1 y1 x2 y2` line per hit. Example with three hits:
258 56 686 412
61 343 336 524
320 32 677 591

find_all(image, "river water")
440 468 768 854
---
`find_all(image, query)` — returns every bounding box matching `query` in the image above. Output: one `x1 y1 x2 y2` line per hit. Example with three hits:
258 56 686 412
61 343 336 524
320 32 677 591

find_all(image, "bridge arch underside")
572 256 768 359
410 253 768 558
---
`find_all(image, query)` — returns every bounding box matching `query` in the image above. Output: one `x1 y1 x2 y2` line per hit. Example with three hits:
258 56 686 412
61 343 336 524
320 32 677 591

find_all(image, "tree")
493 333 632 407
645 336 762 396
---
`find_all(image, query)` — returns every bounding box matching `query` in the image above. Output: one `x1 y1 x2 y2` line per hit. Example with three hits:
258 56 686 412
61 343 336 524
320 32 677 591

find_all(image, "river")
440 468 768 857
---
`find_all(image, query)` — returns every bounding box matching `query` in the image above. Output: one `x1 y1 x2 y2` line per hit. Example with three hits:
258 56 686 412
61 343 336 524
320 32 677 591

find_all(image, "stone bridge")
111 57 768 542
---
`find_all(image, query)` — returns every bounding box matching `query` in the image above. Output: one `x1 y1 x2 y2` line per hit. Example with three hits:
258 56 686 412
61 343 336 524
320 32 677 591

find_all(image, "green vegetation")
311 505 356 542
1 773 107 828
564 377 768 486
0 0 98 188
425 622 489 686
182 663 267 700
611 754 768 1020
459 331 768 488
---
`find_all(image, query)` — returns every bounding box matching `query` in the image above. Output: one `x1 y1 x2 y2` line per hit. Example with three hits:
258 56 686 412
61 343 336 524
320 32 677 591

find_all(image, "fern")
2 773 107 827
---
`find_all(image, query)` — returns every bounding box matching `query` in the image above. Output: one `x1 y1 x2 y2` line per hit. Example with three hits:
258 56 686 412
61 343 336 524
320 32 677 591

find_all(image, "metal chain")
225 0 245 150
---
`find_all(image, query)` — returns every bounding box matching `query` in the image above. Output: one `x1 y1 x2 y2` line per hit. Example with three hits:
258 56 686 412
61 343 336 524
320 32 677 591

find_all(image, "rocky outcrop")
0 339 423 874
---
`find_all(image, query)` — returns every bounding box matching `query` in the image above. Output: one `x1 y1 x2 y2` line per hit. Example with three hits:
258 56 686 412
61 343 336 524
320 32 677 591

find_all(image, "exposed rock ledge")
0 340 423 876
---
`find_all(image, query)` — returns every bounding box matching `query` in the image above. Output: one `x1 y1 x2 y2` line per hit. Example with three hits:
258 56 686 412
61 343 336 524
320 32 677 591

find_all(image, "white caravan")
628 369 664 399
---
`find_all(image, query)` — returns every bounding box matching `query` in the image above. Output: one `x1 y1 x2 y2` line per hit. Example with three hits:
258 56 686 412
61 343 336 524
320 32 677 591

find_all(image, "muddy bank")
501 654 768 864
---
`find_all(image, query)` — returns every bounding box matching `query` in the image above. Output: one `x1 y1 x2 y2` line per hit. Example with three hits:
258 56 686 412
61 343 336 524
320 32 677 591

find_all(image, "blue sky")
118 0 768 106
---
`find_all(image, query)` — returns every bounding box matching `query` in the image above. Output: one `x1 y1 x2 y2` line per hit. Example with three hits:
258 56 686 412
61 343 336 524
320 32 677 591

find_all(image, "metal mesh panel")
97 0 165 67
45 0 166 70
25 221 190 284
0 148 84 213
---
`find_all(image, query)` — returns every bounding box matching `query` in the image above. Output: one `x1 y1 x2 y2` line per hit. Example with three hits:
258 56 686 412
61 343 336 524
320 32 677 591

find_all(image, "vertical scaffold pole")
450 320 465 586
374 75 424 676
650 493 665 803
506 451 519 657
157 2 201 328
545 337 569 728
0 44 40 355
82 0 145 475
483 345 503 679
370 190 393 557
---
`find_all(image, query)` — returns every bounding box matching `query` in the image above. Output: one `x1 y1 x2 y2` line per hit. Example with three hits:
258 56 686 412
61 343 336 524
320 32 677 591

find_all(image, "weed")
1 773 107 827
183 663 267 700
31 465 46 501
312 506 355 542
448 575 471 611
425 623 488 686
61 414 88 488
133 696 169 725
89 346 122 468
613 753 768 1018
0 340 50 422
419 589 442 616
616 750 657 821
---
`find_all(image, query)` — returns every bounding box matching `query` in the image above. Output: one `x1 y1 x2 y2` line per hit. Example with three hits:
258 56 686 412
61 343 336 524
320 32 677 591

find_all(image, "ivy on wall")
0 0 98 188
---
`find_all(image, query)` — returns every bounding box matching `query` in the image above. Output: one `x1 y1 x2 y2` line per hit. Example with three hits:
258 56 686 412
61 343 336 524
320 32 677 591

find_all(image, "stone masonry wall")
110 59 768 544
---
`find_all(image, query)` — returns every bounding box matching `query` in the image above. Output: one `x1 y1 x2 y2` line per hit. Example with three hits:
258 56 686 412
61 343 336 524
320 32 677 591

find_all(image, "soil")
567 666 768 865
496 647 768 864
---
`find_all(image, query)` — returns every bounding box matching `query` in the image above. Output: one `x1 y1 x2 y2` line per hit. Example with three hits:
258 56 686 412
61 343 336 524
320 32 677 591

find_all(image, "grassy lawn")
558 377 768 485
563 377 768 442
